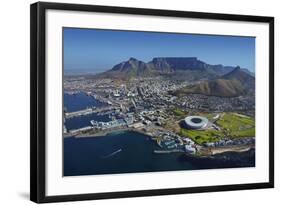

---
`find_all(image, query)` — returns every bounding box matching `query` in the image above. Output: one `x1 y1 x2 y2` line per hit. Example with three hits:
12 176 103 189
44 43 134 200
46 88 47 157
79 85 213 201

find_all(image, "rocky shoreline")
198 144 255 156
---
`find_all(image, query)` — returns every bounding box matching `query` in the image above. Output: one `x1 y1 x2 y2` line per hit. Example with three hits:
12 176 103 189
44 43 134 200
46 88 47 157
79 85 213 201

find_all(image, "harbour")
64 92 255 176
64 131 255 176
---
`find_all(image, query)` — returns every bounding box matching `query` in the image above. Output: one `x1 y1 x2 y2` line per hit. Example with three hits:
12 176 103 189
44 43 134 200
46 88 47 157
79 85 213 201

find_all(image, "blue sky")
63 28 255 72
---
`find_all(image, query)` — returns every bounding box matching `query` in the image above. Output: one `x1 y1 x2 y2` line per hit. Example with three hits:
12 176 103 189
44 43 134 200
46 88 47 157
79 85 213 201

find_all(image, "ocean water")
64 92 109 130
64 68 107 76
65 113 110 130
64 132 255 176
64 92 104 112
63 92 255 176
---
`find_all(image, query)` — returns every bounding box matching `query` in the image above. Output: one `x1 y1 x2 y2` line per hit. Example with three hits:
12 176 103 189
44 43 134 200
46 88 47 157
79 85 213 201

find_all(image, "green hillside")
174 79 246 97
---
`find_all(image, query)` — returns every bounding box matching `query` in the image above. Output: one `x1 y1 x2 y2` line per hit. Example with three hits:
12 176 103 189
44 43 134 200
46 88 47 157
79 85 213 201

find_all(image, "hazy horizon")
64 28 255 73
63 59 255 77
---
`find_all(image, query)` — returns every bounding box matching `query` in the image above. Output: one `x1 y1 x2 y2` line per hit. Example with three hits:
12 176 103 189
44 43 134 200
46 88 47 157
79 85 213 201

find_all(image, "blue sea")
64 93 255 176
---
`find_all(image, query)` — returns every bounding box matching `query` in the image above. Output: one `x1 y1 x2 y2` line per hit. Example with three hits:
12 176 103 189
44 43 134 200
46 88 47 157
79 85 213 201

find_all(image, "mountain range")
99 57 253 80
96 57 255 97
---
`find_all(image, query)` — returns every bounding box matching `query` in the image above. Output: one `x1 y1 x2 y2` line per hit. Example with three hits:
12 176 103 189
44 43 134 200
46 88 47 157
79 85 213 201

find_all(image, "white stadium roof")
184 116 209 129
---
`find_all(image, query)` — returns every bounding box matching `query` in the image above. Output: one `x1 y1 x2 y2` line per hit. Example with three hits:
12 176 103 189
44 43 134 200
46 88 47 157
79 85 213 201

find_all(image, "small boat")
101 149 122 158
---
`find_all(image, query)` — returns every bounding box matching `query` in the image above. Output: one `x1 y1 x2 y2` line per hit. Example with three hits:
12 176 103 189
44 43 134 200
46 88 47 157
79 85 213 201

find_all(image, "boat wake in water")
101 149 122 159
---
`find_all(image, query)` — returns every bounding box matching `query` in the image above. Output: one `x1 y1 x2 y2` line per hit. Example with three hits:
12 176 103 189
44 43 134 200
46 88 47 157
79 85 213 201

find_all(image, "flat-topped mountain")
101 57 252 80
149 57 207 72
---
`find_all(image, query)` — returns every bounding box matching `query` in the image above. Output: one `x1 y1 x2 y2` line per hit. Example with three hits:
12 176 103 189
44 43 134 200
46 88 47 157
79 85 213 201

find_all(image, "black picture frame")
30 1 274 203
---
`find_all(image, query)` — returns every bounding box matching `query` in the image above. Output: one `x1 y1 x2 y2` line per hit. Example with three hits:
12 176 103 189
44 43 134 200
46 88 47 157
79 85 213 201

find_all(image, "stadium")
184 116 209 129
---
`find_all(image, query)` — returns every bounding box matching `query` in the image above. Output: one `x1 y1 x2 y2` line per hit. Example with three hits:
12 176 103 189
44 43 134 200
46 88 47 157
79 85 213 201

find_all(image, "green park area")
172 107 187 118
180 128 223 145
179 112 255 145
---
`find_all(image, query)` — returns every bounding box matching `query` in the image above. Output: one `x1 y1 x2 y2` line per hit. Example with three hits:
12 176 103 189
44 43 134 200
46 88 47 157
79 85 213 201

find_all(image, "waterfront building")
91 116 134 131
129 122 144 129
184 145 196 154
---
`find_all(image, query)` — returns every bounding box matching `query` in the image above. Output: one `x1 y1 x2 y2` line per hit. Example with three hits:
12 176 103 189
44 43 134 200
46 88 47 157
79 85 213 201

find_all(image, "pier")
154 149 184 154
65 106 119 119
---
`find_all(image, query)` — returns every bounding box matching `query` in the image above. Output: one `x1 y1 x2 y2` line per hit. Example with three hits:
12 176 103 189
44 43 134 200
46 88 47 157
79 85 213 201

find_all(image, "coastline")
199 144 255 156
64 128 255 157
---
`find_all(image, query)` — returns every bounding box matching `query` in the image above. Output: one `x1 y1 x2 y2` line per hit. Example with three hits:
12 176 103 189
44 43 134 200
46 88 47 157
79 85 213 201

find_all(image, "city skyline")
63 28 255 73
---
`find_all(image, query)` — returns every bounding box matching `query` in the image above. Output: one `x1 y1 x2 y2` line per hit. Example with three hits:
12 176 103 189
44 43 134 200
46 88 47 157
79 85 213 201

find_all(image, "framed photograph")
30 2 274 203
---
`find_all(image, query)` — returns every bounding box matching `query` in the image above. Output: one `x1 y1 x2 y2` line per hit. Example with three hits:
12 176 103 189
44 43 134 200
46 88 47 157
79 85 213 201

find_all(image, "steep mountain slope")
173 67 255 97
110 58 154 77
222 66 255 89
101 57 247 80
